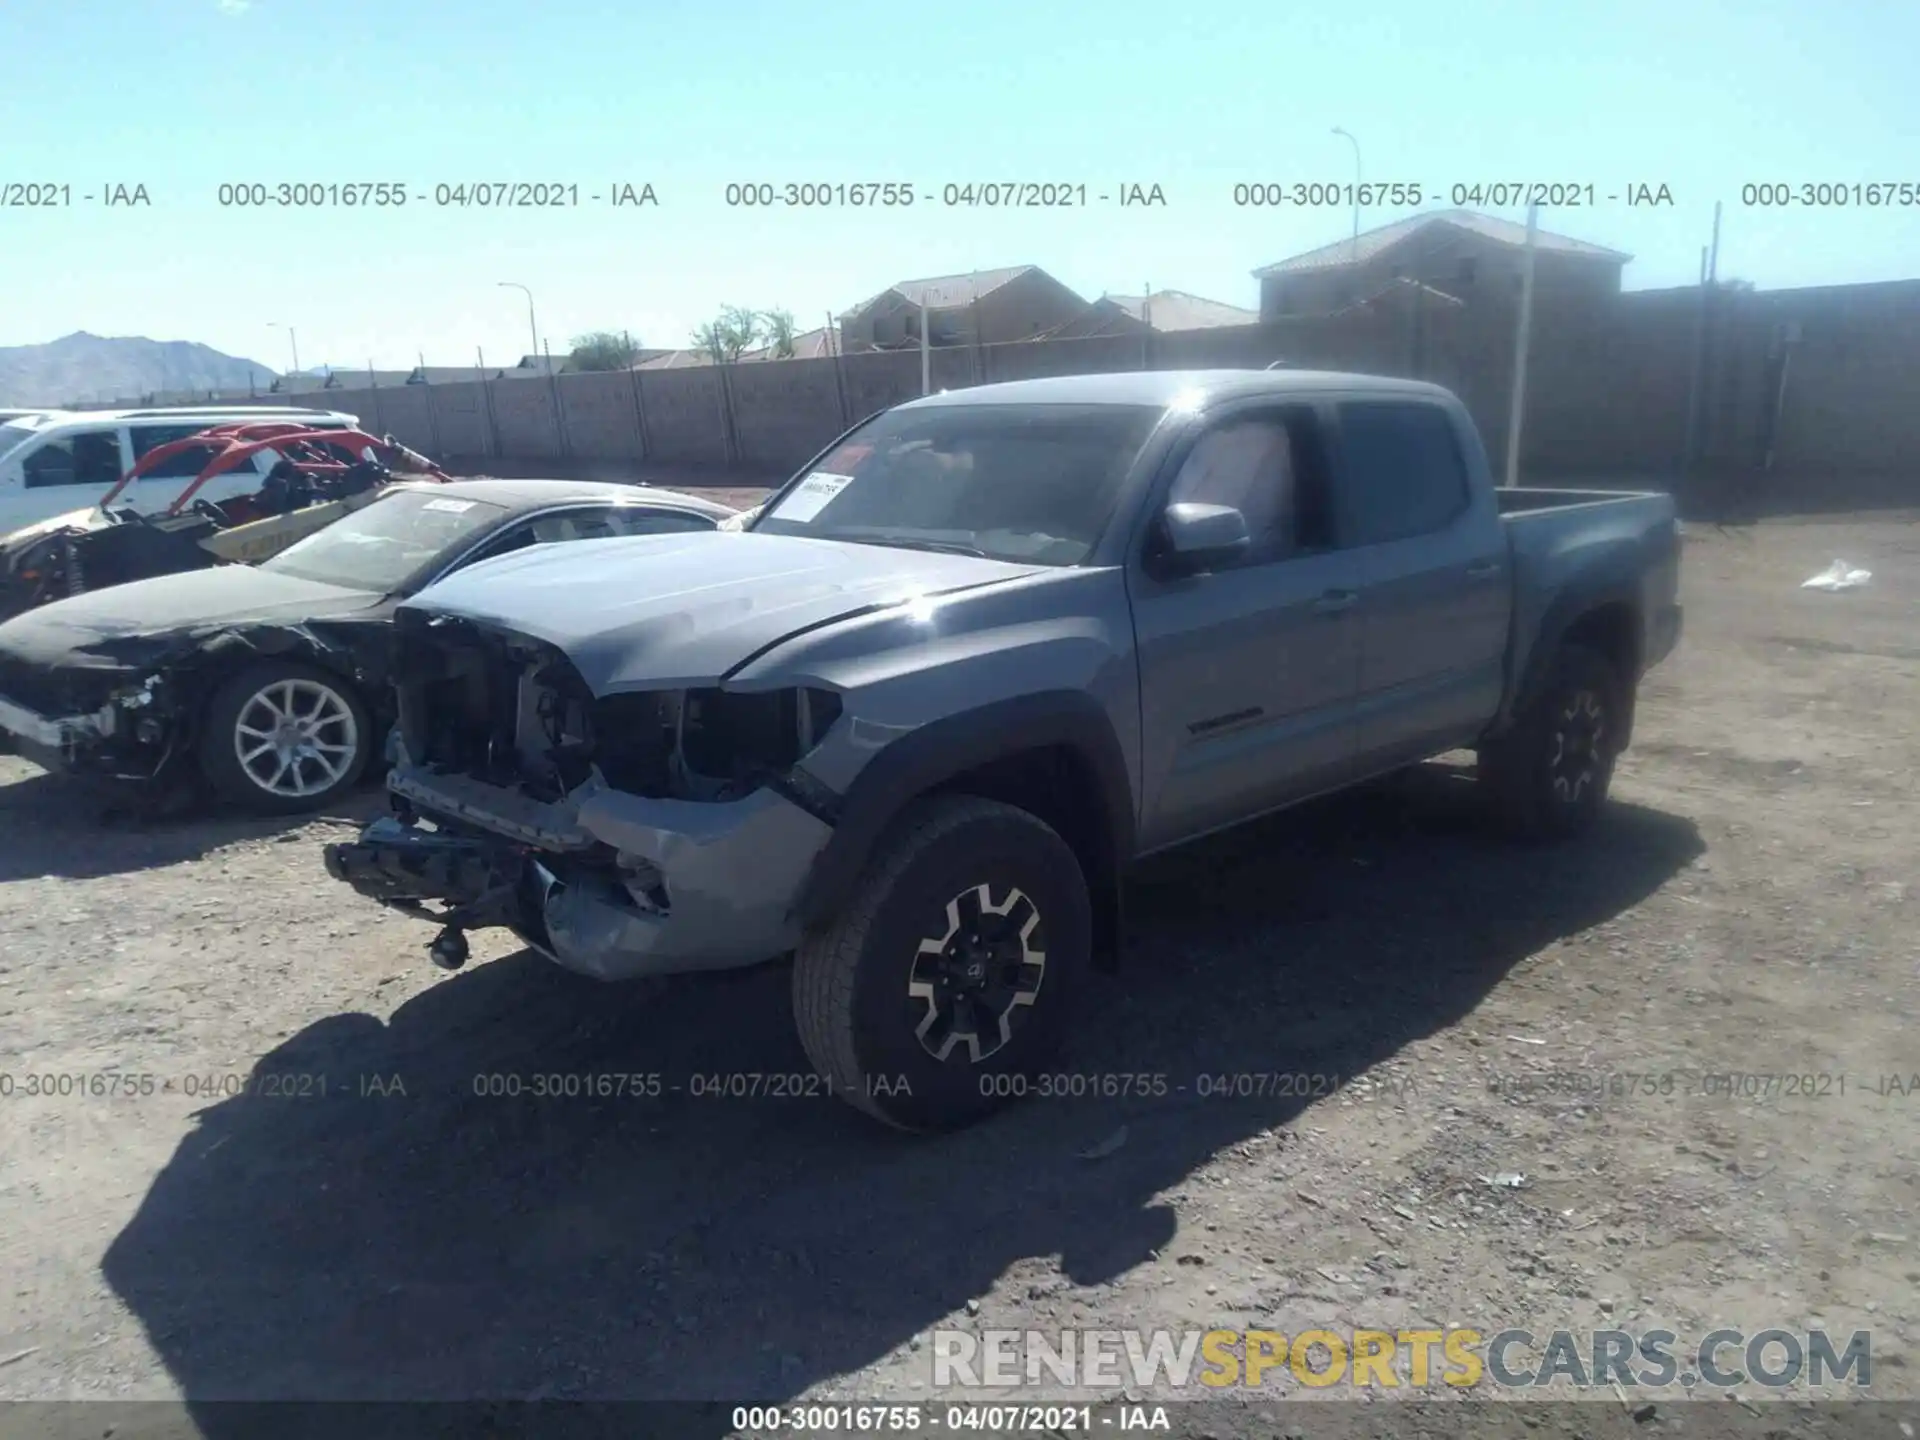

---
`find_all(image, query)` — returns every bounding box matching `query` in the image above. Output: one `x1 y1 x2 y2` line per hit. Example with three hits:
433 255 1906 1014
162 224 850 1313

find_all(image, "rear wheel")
198 660 372 814
792 794 1091 1132
1478 643 1623 841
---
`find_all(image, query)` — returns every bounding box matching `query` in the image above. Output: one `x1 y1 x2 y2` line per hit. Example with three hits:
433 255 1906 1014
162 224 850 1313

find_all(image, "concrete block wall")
635 366 730 463
129 279 1920 508
424 382 492 456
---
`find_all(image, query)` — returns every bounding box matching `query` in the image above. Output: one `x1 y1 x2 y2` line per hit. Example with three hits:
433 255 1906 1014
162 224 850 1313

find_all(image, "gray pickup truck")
324 369 1681 1131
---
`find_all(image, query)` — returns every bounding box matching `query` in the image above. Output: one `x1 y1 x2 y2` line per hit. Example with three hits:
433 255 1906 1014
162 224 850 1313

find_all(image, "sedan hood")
0 565 380 670
407 529 1046 692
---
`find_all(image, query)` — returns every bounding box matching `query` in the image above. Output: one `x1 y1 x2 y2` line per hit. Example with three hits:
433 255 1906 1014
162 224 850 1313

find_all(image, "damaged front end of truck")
324 606 848 979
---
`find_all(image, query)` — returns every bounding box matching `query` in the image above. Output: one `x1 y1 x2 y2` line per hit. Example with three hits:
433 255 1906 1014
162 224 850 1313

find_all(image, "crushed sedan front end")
0 646 183 782
323 608 846 980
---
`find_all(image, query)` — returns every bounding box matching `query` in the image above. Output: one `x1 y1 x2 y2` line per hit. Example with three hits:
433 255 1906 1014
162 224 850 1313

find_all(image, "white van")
0 406 362 533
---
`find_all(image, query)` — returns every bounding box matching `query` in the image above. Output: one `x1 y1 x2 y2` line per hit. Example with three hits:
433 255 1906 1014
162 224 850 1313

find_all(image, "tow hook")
429 926 470 970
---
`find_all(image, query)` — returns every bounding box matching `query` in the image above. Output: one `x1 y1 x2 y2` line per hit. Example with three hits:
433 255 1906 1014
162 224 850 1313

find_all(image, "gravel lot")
1 501 1916 1432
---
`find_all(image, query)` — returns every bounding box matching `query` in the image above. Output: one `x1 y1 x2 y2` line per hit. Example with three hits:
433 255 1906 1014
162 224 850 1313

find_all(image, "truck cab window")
130 426 228 479
1337 401 1471 544
1167 410 1332 563
22 432 122 488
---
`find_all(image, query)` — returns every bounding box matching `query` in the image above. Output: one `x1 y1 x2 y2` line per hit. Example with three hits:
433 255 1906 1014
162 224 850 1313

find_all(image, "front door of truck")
7 429 130 528
1129 402 1363 853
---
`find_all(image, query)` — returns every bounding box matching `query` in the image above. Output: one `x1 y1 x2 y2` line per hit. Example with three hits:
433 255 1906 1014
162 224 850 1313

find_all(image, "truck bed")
1494 483 1683 734
1495 484 1672 515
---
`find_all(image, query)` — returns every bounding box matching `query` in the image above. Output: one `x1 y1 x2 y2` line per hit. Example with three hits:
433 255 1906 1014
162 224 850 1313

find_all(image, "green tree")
568 330 643 371
763 307 798 359
692 306 762 363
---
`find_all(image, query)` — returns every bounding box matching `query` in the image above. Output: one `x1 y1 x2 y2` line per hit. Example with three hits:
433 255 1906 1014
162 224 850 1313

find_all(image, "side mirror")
1157 501 1250 575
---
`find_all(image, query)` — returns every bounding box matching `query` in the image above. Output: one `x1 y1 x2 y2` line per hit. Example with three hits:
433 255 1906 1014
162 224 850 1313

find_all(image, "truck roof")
896 368 1456 411
5 405 357 430
399 476 736 518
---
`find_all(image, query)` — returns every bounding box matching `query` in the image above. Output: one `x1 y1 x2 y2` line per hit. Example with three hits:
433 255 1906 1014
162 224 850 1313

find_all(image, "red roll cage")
95 422 453 516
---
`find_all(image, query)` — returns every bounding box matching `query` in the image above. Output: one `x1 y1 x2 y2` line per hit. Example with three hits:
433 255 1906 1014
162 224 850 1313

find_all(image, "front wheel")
792 794 1091 1132
197 661 372 814
1478 643 1623 841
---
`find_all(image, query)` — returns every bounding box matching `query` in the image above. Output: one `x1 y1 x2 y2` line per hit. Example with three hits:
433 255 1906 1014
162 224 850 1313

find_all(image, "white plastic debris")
1480 1172 1529 1190
1802 559 1872 591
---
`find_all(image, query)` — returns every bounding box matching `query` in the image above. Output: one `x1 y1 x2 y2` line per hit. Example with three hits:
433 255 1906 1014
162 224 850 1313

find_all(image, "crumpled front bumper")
0 689 121 771
325 764 837 982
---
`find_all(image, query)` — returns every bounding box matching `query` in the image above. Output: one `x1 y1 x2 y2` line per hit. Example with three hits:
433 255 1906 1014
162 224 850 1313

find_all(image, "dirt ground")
1 502 1916 1433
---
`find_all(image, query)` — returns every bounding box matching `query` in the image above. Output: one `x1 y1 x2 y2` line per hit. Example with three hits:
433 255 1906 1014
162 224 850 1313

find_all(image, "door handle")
1466 560 1502 580
1311 589 1357 615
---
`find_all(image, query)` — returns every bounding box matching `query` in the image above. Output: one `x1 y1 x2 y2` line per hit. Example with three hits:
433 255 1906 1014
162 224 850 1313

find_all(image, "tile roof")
739 326 836 361
841 266 1035 318
633 349 714 370
1106 289 1259 331
409 366 495 384
1252 209 1631 277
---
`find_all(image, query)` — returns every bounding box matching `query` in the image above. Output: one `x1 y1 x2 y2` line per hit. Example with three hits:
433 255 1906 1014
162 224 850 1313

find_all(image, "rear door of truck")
1330 396 1512 765
124 423 269 514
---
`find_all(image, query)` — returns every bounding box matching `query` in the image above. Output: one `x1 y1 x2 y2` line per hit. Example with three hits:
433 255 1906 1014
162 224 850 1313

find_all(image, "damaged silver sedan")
0 480 732 812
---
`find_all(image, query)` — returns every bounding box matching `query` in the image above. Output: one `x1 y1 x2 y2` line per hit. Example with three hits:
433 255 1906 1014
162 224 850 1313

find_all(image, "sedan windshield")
262 488 507 593
751 402 1164 565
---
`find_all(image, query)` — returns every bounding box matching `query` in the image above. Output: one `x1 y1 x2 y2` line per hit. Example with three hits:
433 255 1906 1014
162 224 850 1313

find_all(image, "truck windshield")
752 402 1164 565
0 421 42 460
262 488 508 593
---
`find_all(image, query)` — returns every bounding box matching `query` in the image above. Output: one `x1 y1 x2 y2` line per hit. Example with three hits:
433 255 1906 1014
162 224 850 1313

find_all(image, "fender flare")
1501 580 1645 749
790 690 1136 951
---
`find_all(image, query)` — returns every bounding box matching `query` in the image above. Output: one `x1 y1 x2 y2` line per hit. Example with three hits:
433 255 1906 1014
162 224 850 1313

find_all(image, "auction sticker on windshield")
422 498 477 513
771 471 854 522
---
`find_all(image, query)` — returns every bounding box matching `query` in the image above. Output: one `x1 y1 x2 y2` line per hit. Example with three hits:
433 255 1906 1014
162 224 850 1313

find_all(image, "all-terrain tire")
792 793 1092 1133
197 660 373 815
1478 643 1624 842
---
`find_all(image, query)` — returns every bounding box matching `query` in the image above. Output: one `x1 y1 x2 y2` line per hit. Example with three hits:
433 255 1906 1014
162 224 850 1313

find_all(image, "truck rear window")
1336 401 1471 544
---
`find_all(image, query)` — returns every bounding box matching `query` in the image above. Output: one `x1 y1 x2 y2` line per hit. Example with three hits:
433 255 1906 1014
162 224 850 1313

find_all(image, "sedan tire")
197 660 372 815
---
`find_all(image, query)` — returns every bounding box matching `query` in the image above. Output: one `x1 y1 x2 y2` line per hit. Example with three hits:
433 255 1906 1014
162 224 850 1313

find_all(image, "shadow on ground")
0 768 386 883
99 765 1703 1433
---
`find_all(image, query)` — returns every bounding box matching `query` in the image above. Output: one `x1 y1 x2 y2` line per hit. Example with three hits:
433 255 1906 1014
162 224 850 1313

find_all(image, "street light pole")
498 282 541 371
268 322 300 377
1331 127 1362 262
1503 202 1540 489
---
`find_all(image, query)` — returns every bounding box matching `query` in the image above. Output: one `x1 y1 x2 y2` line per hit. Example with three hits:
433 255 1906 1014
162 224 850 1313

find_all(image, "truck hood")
1 506 112 560
0 565 380 671
406 529 1046 692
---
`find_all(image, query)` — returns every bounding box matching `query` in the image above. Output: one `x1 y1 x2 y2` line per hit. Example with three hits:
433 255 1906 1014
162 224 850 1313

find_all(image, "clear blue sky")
3 0 1915 375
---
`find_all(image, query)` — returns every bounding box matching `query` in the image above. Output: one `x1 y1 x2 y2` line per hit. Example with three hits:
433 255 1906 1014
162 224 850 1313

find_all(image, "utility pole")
1332 127 1362 261
269 322 300 378
920 298 931 396
498 282 540 369
1683 243 1709 475
1502 203 1540 488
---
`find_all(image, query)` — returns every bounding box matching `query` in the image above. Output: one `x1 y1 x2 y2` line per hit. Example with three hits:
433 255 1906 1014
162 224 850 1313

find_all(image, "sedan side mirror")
1157 501 1250 575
